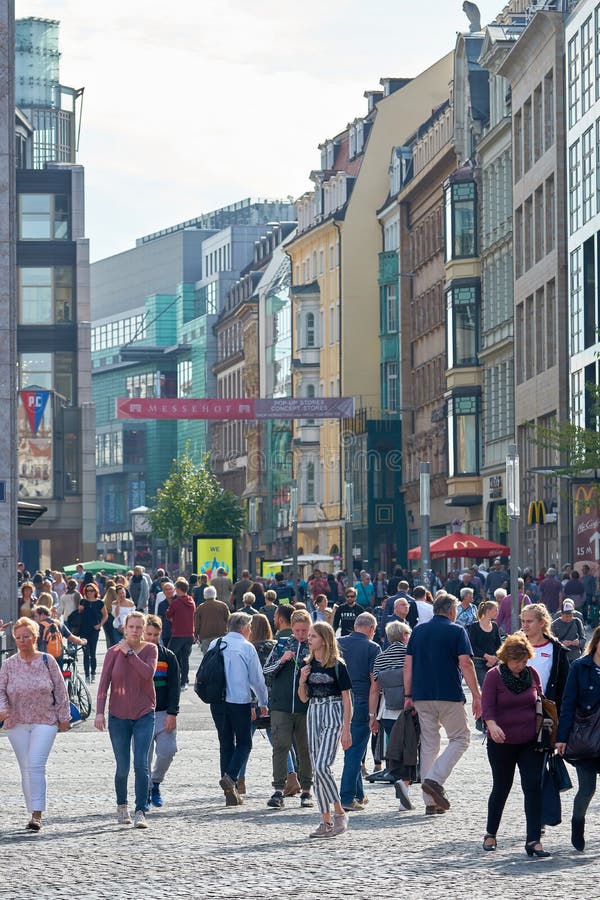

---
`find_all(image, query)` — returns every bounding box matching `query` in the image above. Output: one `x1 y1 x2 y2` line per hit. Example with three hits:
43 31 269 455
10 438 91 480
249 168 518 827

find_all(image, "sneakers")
151 783 163 807
117 805 132 825
282 772 301 797
342 800 364 812
423 778 450 810
90 674 95 683
267 790 285 808
329 813 349 836
219 773 242 806
300 792 314 808
133 810 148 829
310 821 333 838
395 780 415 811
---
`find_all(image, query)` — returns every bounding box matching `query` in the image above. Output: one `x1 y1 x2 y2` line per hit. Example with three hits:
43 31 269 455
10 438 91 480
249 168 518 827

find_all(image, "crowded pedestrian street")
0 639 597 900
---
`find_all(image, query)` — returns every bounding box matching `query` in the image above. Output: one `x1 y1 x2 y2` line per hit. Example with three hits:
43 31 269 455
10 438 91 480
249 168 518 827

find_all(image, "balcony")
294 424 321 445
378 250 399 285
292 348 320 368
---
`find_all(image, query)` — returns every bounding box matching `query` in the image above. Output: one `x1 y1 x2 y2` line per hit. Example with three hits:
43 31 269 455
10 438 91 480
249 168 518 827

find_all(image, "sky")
16 0 505 261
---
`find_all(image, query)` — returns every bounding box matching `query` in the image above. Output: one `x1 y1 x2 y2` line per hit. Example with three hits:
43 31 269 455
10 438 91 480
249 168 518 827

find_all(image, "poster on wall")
193 534 235 581
573 483 600 578
17 390 53 499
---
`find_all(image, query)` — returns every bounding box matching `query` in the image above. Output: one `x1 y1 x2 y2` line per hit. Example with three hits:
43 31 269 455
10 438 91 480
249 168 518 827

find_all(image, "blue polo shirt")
338 631 381 703
406 615 472 702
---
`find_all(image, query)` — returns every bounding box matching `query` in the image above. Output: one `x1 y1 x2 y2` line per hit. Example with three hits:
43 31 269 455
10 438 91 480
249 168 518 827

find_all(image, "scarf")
499 662 532 694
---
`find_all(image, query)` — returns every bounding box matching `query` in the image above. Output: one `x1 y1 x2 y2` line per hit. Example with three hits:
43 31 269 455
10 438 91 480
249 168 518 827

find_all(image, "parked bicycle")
62 642 92 720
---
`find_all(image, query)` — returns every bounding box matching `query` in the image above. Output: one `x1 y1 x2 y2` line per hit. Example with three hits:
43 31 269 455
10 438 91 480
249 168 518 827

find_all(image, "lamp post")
420 462 431 583
248 497 259 577
290 481 298 602
506 443 521 633
344 480 354 582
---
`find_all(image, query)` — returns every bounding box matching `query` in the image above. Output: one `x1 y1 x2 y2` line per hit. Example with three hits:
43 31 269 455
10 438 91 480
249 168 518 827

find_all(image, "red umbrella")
408 534 510 561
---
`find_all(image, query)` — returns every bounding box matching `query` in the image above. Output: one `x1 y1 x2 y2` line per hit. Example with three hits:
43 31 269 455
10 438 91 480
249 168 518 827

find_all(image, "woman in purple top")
95 611 157 829
481 633 550 858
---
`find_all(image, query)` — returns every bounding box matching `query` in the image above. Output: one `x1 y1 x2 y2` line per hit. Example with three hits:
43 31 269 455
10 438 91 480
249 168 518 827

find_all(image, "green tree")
148 450 245 568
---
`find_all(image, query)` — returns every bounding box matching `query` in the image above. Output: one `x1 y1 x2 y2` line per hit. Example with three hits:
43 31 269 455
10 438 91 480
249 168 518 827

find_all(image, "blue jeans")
238 723 295 779
339 700 371 805
210 701 252 781
108 712 155 811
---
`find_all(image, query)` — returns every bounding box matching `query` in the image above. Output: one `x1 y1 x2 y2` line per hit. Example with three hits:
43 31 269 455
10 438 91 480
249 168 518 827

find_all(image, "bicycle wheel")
74 675 92 720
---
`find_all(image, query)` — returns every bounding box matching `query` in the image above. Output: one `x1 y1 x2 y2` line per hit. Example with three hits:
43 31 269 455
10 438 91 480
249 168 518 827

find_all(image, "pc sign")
20 390 50 436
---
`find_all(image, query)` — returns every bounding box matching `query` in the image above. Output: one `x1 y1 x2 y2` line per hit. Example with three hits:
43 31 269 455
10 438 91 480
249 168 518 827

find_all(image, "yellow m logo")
527 500 546 525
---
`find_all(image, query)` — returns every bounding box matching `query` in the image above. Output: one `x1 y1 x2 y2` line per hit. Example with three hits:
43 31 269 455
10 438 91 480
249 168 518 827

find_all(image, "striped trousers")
307 697 343 814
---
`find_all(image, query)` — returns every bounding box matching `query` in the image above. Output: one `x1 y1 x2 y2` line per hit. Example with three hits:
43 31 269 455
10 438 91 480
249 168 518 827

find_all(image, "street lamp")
506 443 521 633
344 481 354 580
290 480 298 602
248 497 261 577
420 462 431 581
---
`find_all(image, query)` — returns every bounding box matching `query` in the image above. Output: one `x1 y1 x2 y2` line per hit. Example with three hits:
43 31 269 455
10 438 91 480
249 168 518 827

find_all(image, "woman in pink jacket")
0 617 70 831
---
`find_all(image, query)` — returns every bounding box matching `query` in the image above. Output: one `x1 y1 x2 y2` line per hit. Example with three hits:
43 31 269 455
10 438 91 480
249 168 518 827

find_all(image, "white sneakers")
133 810 148 829
117 805 132 825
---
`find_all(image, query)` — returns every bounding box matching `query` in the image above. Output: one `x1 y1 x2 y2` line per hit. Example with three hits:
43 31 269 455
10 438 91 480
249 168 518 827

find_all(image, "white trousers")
7 723 58 813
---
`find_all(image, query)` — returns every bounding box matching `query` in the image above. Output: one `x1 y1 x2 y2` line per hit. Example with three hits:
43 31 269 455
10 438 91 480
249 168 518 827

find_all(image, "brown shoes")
282 772 301 797
423 778 450 810
219 773 242 806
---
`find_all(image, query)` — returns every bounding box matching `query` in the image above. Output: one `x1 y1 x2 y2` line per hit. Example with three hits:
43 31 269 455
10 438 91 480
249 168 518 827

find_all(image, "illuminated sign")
527 500 547 525
193 535 235 581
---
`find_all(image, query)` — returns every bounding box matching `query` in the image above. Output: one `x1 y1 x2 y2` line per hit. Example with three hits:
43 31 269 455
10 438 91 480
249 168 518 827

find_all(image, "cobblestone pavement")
1 642 598 899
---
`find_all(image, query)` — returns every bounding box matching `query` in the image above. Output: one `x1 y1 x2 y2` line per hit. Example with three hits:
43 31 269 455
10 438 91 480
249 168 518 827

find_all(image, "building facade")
15 17 95 569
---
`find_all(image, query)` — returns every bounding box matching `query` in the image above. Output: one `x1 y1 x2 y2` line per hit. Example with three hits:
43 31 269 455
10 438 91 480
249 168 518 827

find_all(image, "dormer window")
349 125 357 160
356 120 365 155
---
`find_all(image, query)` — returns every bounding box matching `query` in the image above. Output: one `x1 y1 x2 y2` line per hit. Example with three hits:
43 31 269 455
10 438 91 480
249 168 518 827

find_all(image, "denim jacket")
556 654 600 743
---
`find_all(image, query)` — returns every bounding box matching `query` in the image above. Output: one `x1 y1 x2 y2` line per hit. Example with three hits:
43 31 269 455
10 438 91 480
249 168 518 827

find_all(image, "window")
19 194 69 240
384 361 399 412
545 176 555 253
572 370 584 429
524 196 533 271
18 266 73 324
18 351 75 404
126 372 157 399
306 461 316 503
514 110 522 181
534 187 544 263
570 246 583 355
597 118 600 214
544 70 554 150
546 279 556 367
206 281 218 315
445 180 477 261
384 284 398 333
446 281 480 368
569 140 581 235
448 394 479 476
582 16 594 114
568 34 580 128
596 4 600 100
533 84 543 161
523 98 532 172
305 312 315 348
582 126 594 224
177 359 193 397
514 205 523 279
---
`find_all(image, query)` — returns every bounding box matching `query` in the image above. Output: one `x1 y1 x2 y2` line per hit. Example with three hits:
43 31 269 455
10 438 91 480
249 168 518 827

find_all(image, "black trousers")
210 701 253 781
81 627 101 678
573 759 600 822
168 636 193 685
486 739 544 843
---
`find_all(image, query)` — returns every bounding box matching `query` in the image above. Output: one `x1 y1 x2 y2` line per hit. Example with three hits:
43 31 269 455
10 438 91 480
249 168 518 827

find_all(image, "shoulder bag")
565 703 600 761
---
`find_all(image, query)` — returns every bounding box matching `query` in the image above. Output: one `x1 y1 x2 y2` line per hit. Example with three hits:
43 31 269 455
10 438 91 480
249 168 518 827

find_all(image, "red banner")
116 397 355 420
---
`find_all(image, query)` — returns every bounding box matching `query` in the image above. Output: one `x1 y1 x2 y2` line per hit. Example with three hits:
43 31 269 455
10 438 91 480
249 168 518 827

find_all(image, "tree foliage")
148 449 245 547
530 384 600 477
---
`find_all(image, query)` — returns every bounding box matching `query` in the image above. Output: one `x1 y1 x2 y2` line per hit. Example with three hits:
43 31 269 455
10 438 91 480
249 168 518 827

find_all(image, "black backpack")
194 638 227 704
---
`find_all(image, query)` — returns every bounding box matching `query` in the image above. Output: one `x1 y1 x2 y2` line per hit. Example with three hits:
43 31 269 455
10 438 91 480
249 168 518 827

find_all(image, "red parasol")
407 533 510 561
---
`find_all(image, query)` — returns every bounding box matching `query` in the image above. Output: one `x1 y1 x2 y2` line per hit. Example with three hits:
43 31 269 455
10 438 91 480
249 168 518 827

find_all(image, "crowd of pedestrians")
1 557 599 851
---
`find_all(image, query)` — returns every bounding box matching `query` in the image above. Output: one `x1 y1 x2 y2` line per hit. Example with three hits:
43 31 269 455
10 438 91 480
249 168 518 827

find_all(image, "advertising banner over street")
573 483 600 577
193 534 235 581
116 397 355 420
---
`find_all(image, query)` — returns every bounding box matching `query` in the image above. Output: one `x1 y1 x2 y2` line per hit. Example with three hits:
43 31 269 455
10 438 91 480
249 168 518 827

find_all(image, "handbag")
552 754 573 793
541 753 562 827
253 714 271 730
535 692 558 750
565 704 600 761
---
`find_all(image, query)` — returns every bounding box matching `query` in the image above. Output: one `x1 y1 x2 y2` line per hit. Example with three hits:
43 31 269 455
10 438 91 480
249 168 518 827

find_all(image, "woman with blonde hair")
481 633 549 857
0 617 70 831
298 622 352 838
520 602 569 713
19 582 35 618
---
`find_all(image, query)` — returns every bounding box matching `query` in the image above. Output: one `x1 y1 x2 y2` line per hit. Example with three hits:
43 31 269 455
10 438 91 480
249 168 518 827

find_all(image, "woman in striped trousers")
298 622 353 838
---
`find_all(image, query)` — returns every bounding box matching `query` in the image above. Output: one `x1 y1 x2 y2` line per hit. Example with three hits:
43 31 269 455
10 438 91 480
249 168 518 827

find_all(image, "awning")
408 534 510 560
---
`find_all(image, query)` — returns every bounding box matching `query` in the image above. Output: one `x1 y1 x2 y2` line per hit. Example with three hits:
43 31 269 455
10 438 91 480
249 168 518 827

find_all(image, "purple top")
539 577 562 613
495 593 531 634
481 665 541 744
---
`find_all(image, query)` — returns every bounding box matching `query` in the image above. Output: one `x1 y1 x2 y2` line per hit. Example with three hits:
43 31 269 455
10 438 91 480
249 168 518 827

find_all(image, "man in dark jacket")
144 615 181 809
333 587 362 635
263 608 313 809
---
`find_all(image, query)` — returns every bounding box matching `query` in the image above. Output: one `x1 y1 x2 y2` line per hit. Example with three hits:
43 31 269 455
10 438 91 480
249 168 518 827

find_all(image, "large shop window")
19 266 73 325
448 393 480 477
19 194 69 240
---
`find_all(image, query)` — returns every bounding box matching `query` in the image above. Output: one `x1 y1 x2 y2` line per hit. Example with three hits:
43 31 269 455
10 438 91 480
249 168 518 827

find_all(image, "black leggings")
573 760 600 822
486 740 544 843
82 627 100 678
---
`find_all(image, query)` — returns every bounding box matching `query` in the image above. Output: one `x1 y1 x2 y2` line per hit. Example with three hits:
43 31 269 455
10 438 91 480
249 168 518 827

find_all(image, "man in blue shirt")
403 593 481 815
338 612 381 810
208 612 268 806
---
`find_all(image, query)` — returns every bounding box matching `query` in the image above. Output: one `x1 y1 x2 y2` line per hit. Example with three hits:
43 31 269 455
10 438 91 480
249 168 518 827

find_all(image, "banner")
573 484 600 576
116 397 355 421
20 390 50 436
193 535 235 581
